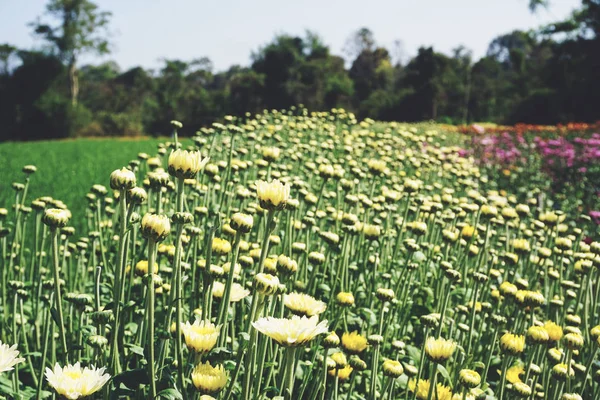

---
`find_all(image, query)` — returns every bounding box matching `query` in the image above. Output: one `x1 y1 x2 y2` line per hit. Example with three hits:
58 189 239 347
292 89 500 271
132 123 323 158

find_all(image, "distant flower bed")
463 127 600 214
458 122 599 136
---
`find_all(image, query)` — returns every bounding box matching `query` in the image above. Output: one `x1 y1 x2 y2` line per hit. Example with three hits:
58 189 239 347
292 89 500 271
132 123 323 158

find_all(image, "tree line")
0 0 598 141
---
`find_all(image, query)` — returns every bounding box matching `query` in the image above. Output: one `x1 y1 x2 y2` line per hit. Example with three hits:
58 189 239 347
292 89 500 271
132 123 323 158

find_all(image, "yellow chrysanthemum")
500 333 525 355
408 379 453 400
181 320 220 353
506 364 524 384
341 331 369 354
425 337 456 363
328 365 353 380
544 321 564 342
191 361 228 395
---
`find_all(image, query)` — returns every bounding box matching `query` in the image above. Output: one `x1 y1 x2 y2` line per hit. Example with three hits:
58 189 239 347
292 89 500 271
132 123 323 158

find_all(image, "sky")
0 0 581 72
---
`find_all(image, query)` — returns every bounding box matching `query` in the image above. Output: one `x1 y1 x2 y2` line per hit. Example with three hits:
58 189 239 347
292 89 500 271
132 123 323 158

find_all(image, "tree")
343 27 375 62
31 0 111 106
0 44 17 75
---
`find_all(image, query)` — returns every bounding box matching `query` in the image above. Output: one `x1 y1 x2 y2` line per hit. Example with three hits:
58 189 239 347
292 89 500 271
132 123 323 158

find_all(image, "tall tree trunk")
68 61 79 106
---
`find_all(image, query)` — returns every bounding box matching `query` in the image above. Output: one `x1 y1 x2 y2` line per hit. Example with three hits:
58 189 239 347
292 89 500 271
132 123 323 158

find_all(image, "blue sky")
0 0 580 72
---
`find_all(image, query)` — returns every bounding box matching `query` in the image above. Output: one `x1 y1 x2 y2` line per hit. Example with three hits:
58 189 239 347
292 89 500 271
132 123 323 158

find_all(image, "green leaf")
472 361 486 369
157 388 183 400
406 344 421 365
437 364 452 388
113 368 148 389
239 332 250 342
125 344 145 357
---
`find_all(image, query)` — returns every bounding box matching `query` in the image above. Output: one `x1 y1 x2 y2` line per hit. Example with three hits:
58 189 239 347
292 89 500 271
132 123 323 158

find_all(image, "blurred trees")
31 0 112 106
0 0 598 140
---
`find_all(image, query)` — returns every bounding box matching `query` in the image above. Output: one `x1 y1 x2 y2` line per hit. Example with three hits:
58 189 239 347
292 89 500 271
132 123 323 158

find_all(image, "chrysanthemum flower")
255 179 291 211
544 321 564 341
0 341 24 373
506 364 524 384
212 282 249 302
458 369 481 388
425 337 456 363
252 315 328 347
181 320 220 353
526 326 550 344
512 382 532 397
408 379 452 400
382 359 404 378
500 333 525 355
141 213 171 242
45 362 110 399
336 292 355 307
341 331 369 354
284 292 327 317
168 149 209 179
191 361 228 395
328 365 353 380
329 351 347 368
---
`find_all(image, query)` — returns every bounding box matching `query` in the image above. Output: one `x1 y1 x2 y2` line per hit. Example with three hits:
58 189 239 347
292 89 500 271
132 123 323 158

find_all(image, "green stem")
146 239 158 399
51 228 69 363
283 347 298 400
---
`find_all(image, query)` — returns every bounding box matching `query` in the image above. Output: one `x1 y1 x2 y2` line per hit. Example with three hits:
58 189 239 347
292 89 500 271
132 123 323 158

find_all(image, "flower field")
0 110 599 400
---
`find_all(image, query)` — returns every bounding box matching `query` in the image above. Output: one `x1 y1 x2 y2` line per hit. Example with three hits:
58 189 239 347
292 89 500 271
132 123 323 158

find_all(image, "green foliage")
0 137 184 232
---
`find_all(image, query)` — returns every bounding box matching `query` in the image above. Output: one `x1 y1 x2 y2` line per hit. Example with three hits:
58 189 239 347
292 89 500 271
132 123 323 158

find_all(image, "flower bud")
141 213 170 242
128 187 147 204
230 213 254 234
348 356 367 371
458 369 481 388
253 273 280 296
276 254 298 276
376 288 395 302
110 168 136 190
86 335 108 349
43 208 70 228
172 212 194 225
382 359 404 378
323 332 340 348
336 292 355 307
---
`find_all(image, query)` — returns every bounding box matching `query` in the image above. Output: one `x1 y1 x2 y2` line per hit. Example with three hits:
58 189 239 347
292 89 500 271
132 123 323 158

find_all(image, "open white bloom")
252 315 328 347
45 362 110 399
0 341 25 373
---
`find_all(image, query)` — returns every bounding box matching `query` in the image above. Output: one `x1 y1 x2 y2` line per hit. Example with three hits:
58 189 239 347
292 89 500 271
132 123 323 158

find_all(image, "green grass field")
0 138 183 232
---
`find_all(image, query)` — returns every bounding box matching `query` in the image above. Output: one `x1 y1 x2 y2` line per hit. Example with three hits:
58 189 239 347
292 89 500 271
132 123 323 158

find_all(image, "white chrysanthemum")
252 315 328 347
0 341 25 373
168 149 210 179
255 179 290 210
182 320 221 353
45 362 110 399
284 292 327 316
212 281 250 302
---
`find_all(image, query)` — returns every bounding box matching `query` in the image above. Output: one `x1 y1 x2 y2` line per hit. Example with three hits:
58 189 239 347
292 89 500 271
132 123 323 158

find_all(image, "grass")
0 137 187 232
